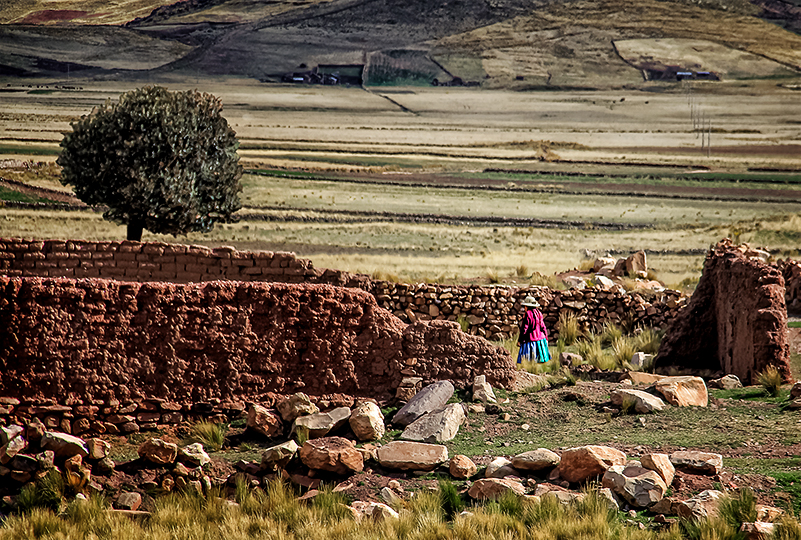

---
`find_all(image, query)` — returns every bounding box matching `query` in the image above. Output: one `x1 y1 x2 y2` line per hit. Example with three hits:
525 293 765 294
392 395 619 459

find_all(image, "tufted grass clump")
600 321 623 346
190 421 227 452
611 337 637 368
558 311 581 345
16 469 65 514
634 327 663 354
438 478 465 520
757 365 783 397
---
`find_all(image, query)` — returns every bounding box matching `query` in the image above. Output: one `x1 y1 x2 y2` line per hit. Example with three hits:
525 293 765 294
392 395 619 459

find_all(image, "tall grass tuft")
634 327 663 354
576 332 610 369
190 421 226 452
757 365 783 397
456 314 470 332
558 311 581 345
486 268 500 284
16 469 65 514
515 264 529 278
438 478 465 520
620 394 638 415
611 337 637 368
600 321 623 346
718 488 757 531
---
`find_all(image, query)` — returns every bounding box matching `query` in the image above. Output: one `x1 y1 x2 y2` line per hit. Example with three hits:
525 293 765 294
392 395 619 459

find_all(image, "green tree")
57 86 243 241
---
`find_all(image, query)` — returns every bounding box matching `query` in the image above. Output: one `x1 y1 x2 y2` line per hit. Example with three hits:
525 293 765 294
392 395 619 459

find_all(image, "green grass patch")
0 144 61 156
0 186 56 204
788 321 801 328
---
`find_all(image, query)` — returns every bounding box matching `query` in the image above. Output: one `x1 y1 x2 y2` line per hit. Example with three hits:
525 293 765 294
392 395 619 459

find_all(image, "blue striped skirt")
517 338 551 363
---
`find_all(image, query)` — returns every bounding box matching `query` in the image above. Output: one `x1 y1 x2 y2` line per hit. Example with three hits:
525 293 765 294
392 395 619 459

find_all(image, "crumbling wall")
0 277 516 404
655 239 791 384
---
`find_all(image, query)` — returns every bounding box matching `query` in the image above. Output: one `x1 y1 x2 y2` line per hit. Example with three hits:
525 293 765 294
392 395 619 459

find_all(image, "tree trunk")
127 220 144 242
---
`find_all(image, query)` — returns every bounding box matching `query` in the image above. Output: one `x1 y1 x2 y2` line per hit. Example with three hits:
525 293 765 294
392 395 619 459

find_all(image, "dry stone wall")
373 282 686 342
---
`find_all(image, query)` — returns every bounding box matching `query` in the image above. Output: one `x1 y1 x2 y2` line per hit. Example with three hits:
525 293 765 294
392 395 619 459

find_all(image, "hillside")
0 0 800 86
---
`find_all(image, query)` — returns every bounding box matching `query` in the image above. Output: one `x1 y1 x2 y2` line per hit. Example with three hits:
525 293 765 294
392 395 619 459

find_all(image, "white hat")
521 295 540 307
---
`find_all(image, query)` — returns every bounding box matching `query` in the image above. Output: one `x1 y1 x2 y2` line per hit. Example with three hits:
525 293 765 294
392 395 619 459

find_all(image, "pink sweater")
519 309 548 343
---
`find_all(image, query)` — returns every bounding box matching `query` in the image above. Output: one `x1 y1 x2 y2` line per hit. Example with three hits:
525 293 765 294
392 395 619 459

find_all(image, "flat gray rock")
400 403 465 443
392 380 454 427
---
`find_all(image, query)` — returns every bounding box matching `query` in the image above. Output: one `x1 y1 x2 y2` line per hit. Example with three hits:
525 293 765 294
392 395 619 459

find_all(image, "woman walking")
517 296 550 364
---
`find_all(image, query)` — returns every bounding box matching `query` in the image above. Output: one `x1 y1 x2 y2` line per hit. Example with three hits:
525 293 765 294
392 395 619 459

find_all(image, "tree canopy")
57 86 243 241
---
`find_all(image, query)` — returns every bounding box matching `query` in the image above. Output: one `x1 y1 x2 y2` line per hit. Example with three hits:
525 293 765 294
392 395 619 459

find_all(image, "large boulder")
611 388 666 413
655 240 792 384
349 401 385 441
512 448 561 472
653 376 708 407
641 453 675 487
467 478 526 500
485 457 519 479
602 462 667 508
291 407 351 439
557 445 626 483
376 441 448 471
449 455 477 479
400 403 465 443
246 405 284 438
676 489 725 520
261 440 299 471
298 436 363 475
277 393 319 423
392 381 454 427
40 431 89 458
138 438 178 465
670 451 723 475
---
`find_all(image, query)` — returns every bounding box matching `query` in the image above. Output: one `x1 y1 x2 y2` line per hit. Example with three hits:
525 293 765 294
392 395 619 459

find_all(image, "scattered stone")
485 457 518 479
708 374 743 390
0 435 26 465
611 388 666 414
299 437 363 475
559 352 583 367
755 505 784 522
115 492 142 511
624 372 666 385
472 375 497 404
510 371 549 392
670 451 723 475
35 450 55 470
380 486 403 505
630 352 653 369
676 489 724 520
246 405 284 438
467 478 526 500
790 381 801 399
640 453 675 487
138 438 178 466
602 463 667 508
512 448 561 472
87 438 111 460
598 487 621 511
649 497 678 516
350 501 399 522
291 407 351 439
740 522 775 540
400 403 465 443
261 440 299 471
97 457 115 474
0 425 23 447
179 443 211 468
392 381 454 427
376 441 448 471
349 402 385 441
557 445 627 483
40 431 88 458
449 455 477 479
277 393 319 423
542 490 586 505
654 376 708 407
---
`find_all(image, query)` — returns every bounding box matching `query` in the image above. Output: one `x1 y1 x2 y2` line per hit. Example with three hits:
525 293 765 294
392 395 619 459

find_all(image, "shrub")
58 86 242 241
558 312 581 345
190 421 227 452
757 365 783 397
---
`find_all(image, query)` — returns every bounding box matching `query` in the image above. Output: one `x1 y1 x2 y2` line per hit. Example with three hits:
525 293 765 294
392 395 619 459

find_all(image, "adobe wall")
0 277 516 406
655 239 791 384
0 238 369 289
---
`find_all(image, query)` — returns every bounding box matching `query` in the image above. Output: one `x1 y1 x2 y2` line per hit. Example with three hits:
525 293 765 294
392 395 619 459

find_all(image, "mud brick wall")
0 277 516 405
655 239 791 384
0 238 369 289
373 282 686 342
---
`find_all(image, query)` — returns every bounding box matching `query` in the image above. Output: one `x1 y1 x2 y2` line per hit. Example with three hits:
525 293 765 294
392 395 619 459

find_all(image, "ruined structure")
0 277 516 404
654 239 791 384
